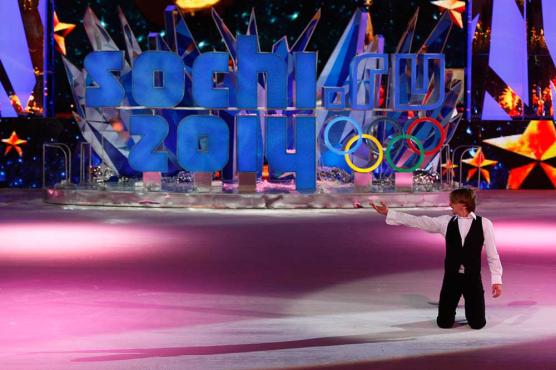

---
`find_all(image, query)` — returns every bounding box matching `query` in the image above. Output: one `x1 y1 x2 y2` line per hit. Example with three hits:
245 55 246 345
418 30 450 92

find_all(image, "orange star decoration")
54 12 76 55
2 131 28 157
461 148 498 184
441 159 458 178
483 120 556 189
431 0 466 29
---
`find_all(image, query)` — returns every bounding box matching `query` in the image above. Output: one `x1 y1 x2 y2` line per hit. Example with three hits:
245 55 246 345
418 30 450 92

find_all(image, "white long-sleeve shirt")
385 210 503 285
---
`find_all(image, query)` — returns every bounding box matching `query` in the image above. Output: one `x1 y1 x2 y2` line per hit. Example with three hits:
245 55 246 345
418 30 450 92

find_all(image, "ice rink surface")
1 189 555 369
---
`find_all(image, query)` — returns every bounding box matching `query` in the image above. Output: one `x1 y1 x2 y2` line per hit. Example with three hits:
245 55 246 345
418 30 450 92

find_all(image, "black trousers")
436 272 486 329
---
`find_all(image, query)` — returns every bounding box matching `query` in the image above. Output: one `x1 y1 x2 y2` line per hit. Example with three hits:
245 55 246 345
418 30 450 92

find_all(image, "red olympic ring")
406 117 446 156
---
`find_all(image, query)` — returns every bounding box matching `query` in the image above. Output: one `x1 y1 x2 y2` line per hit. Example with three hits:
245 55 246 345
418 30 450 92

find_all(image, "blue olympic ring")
323 116 364 156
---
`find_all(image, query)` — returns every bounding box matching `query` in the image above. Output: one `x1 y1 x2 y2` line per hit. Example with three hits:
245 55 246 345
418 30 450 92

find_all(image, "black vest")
444 216 484 276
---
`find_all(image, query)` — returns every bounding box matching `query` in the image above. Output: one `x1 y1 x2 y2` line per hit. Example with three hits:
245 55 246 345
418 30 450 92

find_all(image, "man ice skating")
371 188 503 329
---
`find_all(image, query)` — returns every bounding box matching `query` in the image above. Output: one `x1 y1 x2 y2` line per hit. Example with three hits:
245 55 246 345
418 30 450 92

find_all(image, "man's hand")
492 284 502 298
370 201 388 216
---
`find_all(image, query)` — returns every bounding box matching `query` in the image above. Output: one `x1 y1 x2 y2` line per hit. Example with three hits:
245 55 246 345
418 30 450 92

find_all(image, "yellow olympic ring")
343 134 384 173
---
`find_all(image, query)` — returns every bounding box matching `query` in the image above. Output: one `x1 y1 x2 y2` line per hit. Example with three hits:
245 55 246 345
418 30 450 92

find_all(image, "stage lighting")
175 0 221 14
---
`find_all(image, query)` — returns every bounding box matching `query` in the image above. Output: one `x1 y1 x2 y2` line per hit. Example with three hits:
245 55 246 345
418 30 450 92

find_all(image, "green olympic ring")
384 134 425 173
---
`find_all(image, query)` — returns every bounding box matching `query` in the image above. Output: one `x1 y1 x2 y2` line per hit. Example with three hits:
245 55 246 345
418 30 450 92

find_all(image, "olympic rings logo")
323 116 446 173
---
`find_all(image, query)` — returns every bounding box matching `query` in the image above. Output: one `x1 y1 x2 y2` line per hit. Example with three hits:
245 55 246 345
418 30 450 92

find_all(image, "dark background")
4 1 552 190
52 0 465 115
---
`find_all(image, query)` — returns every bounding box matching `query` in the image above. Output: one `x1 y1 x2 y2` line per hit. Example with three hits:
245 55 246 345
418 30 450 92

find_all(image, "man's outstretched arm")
371 201 449 235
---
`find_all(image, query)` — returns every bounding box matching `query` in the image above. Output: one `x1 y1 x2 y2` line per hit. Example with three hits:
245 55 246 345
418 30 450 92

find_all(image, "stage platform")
1 189 555 369
44 184 450 209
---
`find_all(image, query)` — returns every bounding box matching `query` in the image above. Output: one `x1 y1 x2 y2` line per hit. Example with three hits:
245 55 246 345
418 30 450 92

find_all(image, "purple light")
495 221 556 253
541 0 556 70
0 222 186 262
0 0 36 117
485 0 529 117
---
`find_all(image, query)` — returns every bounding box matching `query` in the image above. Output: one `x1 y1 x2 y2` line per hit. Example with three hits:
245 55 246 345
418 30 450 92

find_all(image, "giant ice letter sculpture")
350 53 388 110
266 115 316 191
192 52 230 109
237 35 287 109
85 51 125 107
129 115 169 172
132 51 185 107
236 115 262 172
392 53 445 111
177 115 230 172
294 52 317 109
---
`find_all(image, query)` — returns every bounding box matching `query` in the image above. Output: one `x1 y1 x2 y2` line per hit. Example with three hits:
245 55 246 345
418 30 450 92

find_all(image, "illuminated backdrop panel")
470 0 556 189
0 0 51 117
